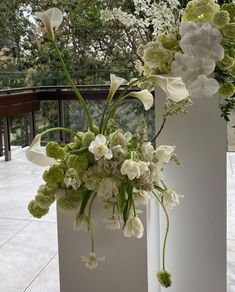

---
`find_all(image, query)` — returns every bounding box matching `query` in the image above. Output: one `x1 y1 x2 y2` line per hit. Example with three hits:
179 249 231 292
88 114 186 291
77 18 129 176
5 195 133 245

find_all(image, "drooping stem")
151 117 167 143
88 193 97 252
52 40 94 132
153 190 170 270
40 127 82 141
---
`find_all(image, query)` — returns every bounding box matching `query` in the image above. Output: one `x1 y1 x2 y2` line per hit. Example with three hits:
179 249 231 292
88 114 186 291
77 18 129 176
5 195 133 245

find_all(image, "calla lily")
148 75 189 102
108 74 126 101
128 89 154 110
26 134 56 167
35 8 63 40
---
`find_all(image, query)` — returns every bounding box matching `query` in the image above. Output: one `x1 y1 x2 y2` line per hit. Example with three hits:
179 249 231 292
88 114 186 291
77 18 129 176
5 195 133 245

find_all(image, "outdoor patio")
0 147 234 292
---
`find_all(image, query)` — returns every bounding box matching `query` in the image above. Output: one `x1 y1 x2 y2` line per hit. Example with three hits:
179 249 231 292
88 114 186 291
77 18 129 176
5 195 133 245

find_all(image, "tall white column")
155 88 227 292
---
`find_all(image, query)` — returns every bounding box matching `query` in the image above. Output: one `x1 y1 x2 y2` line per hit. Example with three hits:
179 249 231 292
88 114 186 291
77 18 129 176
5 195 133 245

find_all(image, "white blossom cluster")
101 0 181 37
172 21 224 98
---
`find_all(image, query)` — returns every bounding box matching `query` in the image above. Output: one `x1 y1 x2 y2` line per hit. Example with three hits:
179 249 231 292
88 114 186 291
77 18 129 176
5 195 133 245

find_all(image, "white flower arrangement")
25 2 232 288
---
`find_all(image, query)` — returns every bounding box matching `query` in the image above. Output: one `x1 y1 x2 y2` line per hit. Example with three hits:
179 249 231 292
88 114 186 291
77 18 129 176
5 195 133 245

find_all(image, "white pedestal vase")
57 197 160 292
155 88 226 292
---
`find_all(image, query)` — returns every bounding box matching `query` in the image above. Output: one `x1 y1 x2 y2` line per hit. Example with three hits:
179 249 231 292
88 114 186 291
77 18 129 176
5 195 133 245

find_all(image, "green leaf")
79 190 92 215
119 182 127 212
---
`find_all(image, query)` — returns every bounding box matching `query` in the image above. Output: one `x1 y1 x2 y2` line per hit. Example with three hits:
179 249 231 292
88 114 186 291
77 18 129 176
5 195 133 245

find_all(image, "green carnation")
221 4 235 22
218 83 235 98
157 269 172 288
223 23 235 39
217 54 235 70
46 141 65 160
57 189 83 212
213 10 230 27
35 184 56 208
82 166 102 191
28 200 49 218
66 154 88 175
82 131 95 147
43 165 64 186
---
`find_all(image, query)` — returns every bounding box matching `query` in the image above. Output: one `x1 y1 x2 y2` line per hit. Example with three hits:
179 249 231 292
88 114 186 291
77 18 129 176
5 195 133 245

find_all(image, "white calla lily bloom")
123 215 144 239
26 134 56 166
108 74 126 101
149 75 189 102
88 134 112 160
35 8 63 40
128 89 154 110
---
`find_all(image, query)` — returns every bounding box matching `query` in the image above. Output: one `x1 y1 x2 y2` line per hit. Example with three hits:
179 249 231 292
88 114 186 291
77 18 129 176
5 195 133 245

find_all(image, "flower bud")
28 200 49 218
82 131 96 147
46 141 65 160
157 269 172 288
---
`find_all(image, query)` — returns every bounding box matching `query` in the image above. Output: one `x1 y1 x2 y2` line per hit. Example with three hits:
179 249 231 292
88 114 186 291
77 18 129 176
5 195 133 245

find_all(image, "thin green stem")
40 127 82 140
88 193 97 252
151 117 167 143
153 190 170 270
52 41 94 132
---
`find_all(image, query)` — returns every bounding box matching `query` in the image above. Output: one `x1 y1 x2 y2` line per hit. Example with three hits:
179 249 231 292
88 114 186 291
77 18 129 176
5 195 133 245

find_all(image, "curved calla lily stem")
52 40 94 132
152 189 170 271
39 127 82 141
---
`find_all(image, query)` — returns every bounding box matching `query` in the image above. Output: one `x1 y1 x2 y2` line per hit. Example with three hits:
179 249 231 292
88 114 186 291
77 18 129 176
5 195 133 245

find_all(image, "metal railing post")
3 117 11 161
0 120 3 157
29 112 36 143
58 100 66 144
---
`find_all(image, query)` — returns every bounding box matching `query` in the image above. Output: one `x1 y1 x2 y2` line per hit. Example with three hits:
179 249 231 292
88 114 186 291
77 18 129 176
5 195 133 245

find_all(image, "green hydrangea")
183 0 220 22
57 189 83 212
43 165 64 186
157 269 172 288
46 141 65 160
35 184 56 208
221 4 235 22
82 131 95 147
213 10 230 27
66 154 88 175
28 200 49 218
223 23 235 39
217 54 235 70
218 83 235 98
82 166 102 191
74 132 84 148
64 142 77 152
157 34 179 50
227 48 235 58
229 66 235 77
143 42 174 74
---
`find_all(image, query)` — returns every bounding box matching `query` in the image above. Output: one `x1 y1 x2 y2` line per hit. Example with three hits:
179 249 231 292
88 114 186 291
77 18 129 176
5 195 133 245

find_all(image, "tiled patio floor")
0 147 234 291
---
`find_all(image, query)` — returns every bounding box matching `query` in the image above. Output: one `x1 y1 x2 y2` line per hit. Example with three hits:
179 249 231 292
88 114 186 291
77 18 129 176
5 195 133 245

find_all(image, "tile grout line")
0 216 57 224
23 252 58 292
0 221 32 249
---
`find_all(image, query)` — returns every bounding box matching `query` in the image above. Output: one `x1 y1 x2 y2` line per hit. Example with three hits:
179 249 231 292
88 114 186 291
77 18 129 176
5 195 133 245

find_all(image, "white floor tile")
0 221 58 292
25 255 60 292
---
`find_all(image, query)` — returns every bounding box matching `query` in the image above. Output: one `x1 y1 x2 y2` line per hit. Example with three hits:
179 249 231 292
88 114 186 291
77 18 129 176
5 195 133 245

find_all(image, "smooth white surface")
155 89 227 292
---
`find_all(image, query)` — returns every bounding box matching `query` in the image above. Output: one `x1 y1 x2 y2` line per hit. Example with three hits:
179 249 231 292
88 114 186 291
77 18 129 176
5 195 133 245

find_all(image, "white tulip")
149 75 189 102
81 252 105 270
97 177 119 200
104 215 121 230
162 189 183 209
133 188 152 206
108 74 126 101
74 213 89 231
123 215 144 239
88 134 112 160
120 159 141 180
128 89 154 110
35 8 63 40
155 145 176 163
141 142 154 162
26 134 56 166
64 168 81 190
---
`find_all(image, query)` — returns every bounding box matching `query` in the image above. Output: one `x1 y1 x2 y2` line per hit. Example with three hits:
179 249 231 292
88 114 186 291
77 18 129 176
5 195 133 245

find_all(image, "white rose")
133 188 152 206
123 215 144 239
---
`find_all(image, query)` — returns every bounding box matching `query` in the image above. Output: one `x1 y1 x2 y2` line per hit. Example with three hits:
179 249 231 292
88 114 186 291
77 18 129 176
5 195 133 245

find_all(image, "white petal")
128 89 154 110
149 75 189 102
95 134 107 145
105 149 113 160
25 134 56 166
108 74 126 100
45 8 63 28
